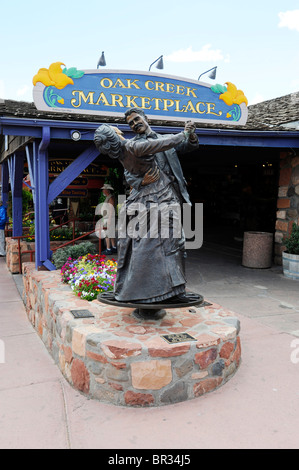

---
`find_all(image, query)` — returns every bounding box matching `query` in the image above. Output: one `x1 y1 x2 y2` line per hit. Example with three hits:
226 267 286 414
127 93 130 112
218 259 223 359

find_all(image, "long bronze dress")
114 132 188 303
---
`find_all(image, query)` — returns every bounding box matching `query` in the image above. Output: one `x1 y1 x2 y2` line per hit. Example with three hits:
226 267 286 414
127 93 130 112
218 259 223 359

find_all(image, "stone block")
277 198 290 209
124 391 155 406
146 336 190 357
292 165 299 185
160 381 189 404
71 358 90 393
131 360 172 390
195 348 217 369
279 167 292 186
72 325 101 357
275 220 288 232
101 340 142 359
174 358 193 378
220 342 235 359
193 377 223 397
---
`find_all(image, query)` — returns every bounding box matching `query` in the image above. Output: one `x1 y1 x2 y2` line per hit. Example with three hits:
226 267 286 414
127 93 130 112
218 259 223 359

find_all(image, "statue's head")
124 107 150 135
94 124 124 159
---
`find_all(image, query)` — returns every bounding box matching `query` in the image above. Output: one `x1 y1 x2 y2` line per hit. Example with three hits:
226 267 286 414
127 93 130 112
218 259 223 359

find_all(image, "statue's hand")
184 120 196 134
184 120 198 142
141 167 160 186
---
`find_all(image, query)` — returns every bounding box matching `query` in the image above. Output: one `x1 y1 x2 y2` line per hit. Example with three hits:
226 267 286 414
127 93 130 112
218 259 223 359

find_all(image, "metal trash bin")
242 231 273 268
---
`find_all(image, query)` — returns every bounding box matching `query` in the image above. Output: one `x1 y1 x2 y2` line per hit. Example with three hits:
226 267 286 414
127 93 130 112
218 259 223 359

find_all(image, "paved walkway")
0 243 299 449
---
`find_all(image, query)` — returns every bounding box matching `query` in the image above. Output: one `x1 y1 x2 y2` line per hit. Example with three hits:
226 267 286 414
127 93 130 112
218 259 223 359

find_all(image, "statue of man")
94 110 199 304
123 108 199 206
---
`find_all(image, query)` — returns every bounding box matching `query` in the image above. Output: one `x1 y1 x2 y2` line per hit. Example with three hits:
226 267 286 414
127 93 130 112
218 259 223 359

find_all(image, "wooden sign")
33 62 248 125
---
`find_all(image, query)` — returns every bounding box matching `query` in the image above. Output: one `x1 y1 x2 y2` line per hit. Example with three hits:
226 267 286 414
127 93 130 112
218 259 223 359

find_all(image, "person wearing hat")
100 183 117 255
0 199 8 256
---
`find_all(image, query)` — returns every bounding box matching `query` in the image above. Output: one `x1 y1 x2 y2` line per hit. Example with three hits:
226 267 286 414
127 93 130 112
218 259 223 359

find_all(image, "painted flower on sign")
33 62 85 107
211 82 248 106
33 62 73 89
211 82 248 121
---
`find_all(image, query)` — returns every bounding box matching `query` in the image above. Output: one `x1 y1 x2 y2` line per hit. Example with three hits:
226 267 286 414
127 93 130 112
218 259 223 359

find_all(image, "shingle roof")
0 91 299 131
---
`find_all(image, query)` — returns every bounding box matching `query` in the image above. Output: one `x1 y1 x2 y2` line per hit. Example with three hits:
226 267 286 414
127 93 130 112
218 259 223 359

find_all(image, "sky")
0 0 299 106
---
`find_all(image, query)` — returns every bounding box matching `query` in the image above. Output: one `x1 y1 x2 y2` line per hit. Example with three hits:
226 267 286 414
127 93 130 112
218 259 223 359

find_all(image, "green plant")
52 241 97 269
284 223 299 255
50 226 81 241
8 189 33 218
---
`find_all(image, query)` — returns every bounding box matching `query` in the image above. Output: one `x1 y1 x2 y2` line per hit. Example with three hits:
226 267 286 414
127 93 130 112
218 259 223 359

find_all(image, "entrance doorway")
182 146 280 249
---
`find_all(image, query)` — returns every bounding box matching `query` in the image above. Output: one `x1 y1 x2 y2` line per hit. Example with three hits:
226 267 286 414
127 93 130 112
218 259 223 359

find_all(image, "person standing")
0 200 8 256
100 183 117 255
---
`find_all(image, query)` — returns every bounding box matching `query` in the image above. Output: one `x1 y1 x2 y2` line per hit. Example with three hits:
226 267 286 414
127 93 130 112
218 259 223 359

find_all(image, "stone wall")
5 238 66 274
5 237 100 274
22 262 241 407
275 151 299 264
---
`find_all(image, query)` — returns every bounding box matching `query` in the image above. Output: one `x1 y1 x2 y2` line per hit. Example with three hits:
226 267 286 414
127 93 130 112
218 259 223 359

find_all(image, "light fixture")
97 51 106 68
71 130 81 141
198 66 217 81
149 55 164 71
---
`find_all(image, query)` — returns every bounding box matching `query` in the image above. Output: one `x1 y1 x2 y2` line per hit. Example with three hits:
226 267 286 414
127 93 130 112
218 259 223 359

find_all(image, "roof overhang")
1 115 299 151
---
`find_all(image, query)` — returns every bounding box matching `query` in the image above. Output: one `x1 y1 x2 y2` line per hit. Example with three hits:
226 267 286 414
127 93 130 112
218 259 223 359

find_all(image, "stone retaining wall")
6 238 63 273
275 151 299 264
6 237 100 274
22 262 241 407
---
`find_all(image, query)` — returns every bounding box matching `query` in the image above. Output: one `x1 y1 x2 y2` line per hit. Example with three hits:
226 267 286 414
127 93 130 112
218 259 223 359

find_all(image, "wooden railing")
10 218 101 273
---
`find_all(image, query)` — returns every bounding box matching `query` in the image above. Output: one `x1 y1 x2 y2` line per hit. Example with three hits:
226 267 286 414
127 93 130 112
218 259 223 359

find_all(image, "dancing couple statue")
94 108 203 319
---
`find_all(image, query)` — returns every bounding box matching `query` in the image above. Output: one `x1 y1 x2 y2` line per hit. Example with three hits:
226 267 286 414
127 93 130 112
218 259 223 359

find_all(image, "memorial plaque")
70 309 95 319
161 333 197 344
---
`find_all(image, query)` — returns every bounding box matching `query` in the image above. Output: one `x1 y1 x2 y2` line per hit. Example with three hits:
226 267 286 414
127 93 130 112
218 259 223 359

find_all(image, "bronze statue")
94 108 200 310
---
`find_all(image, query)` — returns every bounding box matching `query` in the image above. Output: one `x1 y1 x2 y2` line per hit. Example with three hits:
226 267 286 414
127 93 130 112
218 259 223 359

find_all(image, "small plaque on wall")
161 333 197 344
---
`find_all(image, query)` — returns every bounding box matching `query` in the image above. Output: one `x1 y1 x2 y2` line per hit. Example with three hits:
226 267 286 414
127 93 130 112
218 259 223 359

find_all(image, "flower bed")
61 253 117 301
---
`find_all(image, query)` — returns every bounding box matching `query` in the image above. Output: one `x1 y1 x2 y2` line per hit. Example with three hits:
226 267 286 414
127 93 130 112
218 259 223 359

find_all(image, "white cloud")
165 44 229 63
278 10 299 32
16 85 30 97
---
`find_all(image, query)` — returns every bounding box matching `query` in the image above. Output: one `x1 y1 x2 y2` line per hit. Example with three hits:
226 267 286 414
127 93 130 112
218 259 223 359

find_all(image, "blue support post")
25 143 36 202
1 161 9 209
32 141 41 268
8 152 24 237
35 126 56 270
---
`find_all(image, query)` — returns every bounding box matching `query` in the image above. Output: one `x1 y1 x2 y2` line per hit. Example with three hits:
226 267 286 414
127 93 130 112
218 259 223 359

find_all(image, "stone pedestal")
22 262 242 407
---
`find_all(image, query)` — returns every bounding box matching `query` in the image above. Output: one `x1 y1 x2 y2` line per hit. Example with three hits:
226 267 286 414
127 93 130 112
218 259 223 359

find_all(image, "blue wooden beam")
7 153 24 237
32 141 41 268
25 144 36 203
48 144 99 204
1 161 9 208
1 116 299 148
36 127 51 268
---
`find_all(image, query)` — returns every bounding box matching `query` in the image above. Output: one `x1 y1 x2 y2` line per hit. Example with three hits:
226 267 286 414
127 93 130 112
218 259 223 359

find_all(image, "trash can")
242 231 273 268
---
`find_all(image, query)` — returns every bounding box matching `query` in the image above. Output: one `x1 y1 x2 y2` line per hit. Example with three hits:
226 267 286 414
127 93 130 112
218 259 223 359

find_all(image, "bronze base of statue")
98 291 204 321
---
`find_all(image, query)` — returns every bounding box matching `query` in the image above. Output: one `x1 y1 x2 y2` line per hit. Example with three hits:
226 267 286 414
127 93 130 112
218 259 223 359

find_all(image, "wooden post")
35 127 52 268
8 152 24 237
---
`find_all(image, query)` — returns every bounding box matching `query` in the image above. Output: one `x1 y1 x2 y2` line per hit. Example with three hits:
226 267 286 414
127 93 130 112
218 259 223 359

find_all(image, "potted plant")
282 222 299 280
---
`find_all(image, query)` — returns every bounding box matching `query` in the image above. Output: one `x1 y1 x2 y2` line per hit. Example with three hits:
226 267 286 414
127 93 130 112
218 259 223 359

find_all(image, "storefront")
1 64 299 269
